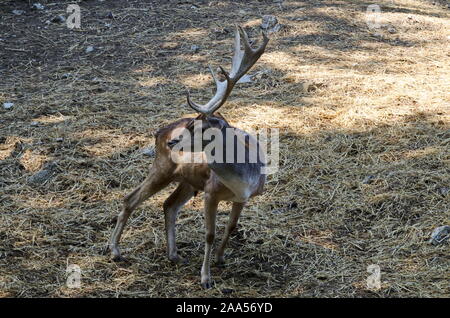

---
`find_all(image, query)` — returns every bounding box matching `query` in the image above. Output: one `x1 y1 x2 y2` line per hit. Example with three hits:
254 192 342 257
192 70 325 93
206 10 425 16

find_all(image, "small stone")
30 121 39 127
429 226 450 245
51 15 66 23
388 27 396 34
3 102 14 109
28 169 52 185
86 46 95 53
438 187 449 196
141 147 155 157
362 175 376 184
12 10 25 15
32 3 45 10
190 45 200 53
27 162 57 186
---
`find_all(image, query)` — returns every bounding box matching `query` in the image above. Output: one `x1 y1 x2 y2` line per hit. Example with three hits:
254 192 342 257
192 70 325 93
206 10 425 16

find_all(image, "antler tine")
186 25 269 115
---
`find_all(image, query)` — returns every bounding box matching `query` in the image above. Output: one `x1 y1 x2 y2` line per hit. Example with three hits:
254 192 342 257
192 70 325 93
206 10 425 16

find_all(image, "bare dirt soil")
0 0 449 297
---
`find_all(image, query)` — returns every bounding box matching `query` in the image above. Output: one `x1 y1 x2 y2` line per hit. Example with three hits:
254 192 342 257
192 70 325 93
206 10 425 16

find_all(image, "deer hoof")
201 280 214 289
169 255 189 265
111 254 128 263
110 246 125 262
216 256 226 267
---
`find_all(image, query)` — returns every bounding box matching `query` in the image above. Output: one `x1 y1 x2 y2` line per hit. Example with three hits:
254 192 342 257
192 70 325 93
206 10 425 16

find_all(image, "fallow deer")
109 25 269 288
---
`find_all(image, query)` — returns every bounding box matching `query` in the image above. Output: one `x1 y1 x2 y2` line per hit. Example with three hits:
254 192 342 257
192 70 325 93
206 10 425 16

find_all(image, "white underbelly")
216 175 253 202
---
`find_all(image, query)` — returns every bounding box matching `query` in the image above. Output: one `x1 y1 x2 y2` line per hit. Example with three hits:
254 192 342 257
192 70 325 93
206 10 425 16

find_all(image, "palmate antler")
187 25 269 115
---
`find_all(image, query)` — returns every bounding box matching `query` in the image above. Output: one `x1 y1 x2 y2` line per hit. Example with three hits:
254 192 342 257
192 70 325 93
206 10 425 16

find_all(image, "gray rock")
388 27 397 34
51 15 66 23
362 175 376 184
438 187 449 196
190 45 200 53
429 225 450 245
27 162 57 185
32 3 45 10
12 10 25 15
28 169 52 185
141 147 155 157
3 102 14 109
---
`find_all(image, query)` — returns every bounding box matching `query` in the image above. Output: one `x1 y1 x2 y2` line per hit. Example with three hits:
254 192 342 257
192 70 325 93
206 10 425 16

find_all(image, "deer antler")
187 25 269 115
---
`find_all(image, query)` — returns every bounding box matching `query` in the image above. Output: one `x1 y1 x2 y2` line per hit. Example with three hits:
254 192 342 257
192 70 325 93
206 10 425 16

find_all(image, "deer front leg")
201 193 219 289
109 168 171 261
216 202 245 265
163 182 195 264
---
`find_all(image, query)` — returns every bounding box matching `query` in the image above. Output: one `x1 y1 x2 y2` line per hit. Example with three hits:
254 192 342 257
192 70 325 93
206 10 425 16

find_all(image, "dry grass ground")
0 0 449 297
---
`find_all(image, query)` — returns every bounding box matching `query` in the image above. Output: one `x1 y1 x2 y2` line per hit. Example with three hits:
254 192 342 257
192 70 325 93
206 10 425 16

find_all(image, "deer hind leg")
163 182 195 264
200 193 219 289
216 202 245 265
109 168 172 261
